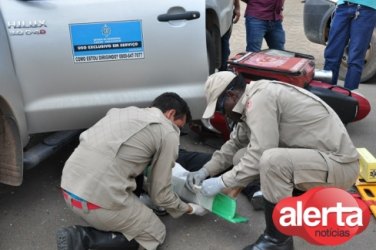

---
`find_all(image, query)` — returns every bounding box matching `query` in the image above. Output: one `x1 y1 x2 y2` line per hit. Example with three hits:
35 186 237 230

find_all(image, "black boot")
56 225 139 250
243 198 293 250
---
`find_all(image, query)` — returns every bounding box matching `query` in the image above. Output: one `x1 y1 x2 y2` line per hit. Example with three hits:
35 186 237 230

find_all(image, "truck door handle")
158 11 200 22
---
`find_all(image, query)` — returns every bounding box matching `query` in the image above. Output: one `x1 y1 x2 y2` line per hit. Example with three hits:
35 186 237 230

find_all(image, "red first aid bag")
228 49 315 88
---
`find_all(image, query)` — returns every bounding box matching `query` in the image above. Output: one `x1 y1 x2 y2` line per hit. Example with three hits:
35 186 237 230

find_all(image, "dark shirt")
245 0 284 21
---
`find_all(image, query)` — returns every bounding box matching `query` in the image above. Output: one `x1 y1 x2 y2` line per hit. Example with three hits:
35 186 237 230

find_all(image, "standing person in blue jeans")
244 0 285 52
324 0 376 90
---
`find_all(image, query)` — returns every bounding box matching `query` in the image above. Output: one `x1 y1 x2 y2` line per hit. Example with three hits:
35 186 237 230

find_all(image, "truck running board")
23 130 81 170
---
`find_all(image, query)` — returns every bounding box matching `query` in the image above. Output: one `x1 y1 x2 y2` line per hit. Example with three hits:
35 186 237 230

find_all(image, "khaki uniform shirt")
204 80 358 187
61 107 189 218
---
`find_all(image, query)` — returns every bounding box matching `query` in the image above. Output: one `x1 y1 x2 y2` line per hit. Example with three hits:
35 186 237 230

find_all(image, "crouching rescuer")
56 92 207 250
186 72 359 250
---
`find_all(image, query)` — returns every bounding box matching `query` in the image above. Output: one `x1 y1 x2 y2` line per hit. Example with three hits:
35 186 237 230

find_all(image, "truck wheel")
206 30 216 74
0 113 22 186
339 30 376 83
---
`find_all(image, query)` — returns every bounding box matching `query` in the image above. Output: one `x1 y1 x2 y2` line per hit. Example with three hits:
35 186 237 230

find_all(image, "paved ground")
1 1 375 249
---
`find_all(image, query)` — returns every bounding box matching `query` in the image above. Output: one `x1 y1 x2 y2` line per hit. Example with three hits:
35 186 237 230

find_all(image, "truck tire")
206 29 216 74
338 29 376 83
0 113 22 186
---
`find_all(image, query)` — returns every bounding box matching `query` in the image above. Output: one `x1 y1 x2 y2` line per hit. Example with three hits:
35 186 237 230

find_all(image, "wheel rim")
341 44 371 68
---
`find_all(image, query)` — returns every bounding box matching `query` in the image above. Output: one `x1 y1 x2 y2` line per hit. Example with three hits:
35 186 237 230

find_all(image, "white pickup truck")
0 0 234 186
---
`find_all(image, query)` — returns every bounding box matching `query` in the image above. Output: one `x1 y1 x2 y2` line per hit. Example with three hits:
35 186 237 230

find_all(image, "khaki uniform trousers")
260 148 359 203
65 193 165 250
233 148 358 204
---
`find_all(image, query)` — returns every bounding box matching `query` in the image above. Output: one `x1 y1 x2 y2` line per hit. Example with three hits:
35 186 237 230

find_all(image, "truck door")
2 0 207 133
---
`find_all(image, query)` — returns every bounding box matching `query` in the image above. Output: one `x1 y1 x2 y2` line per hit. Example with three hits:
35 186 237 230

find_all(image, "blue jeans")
324 3 376 90
245 16 285 52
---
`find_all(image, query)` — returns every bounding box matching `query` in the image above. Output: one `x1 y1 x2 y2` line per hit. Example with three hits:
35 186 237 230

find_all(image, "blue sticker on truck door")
69 20 144 63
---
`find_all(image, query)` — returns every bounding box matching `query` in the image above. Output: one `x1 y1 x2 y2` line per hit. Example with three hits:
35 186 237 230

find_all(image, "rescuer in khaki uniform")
57 93 207 250
186 72 359 250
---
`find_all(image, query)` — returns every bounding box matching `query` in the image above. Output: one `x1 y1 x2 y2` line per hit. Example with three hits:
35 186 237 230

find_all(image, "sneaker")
250 191 264 211
139 193 167 216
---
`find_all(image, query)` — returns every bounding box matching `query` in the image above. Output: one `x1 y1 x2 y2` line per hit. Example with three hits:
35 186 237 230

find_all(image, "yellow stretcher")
356 185 376 219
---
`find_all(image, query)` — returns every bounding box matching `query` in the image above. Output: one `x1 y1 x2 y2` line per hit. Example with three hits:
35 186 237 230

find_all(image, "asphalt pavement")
1 1 375 249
